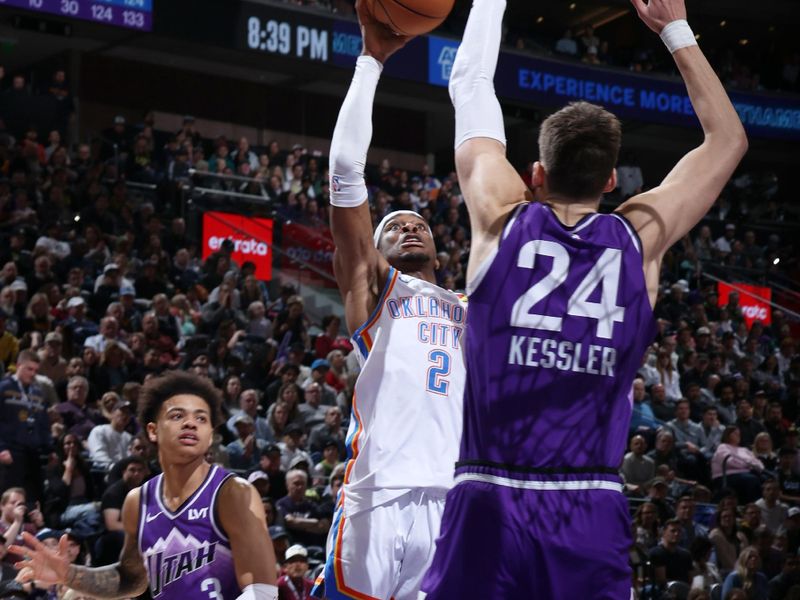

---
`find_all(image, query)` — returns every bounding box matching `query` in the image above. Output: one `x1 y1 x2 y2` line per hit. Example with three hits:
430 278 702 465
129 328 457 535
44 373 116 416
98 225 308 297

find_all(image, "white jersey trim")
454 472 623 493
154 465 219 519
466 203 524 295
610 213 642 255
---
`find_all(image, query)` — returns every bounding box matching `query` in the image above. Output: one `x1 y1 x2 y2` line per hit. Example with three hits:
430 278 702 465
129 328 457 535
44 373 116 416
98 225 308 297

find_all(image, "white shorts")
312 489 445 600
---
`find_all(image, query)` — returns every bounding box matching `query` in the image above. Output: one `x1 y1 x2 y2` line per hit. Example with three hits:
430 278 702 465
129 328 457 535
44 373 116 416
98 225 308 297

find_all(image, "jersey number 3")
511 240 625 339
426 350 451 396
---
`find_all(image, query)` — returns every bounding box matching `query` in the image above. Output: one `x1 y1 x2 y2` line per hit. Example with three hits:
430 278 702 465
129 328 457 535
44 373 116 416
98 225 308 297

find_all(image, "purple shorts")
421 475 632 599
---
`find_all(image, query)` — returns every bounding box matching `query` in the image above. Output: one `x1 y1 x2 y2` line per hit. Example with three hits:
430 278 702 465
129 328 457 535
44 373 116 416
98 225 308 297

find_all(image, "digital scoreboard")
0 0 152 32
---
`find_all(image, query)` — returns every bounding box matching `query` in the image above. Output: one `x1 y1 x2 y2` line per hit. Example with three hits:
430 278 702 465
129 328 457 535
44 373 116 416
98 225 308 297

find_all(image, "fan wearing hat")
86 398 133 470
278 424 311 473
277 544 313 598
227 413 268 472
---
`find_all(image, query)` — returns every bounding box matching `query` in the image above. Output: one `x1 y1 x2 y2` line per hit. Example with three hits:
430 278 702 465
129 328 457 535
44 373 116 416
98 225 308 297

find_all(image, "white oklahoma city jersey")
343 266 466 516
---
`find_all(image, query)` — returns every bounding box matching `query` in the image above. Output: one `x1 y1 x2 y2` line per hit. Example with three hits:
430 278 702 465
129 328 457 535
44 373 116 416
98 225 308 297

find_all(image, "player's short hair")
538 101 621 199
138 370 224 427
16 349 40 365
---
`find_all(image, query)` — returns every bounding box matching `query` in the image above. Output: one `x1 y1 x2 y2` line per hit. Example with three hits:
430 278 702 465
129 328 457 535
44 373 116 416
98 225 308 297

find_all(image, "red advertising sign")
717 282 772 328
202 212 274 281
281 222 336 287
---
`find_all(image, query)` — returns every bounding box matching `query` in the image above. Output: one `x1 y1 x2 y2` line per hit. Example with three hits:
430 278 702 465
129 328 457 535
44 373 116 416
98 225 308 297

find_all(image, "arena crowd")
0 63 799 600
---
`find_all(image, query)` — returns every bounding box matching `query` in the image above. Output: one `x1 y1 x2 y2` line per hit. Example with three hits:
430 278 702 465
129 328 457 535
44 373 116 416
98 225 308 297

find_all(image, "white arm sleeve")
449 0 507 149
328 55 382 208
236 583 278 600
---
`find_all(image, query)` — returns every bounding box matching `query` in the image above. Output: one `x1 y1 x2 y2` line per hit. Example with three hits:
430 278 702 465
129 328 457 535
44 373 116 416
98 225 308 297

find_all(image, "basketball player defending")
12 371 278 600
420 0 747 597
310 4 466 600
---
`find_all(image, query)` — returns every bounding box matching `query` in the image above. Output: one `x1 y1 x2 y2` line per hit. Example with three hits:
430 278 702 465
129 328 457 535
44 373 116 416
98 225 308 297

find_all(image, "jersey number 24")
510 240 625 339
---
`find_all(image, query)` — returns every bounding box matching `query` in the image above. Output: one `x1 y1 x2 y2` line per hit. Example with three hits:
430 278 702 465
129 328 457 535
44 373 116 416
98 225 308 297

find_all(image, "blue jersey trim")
351 266 397 359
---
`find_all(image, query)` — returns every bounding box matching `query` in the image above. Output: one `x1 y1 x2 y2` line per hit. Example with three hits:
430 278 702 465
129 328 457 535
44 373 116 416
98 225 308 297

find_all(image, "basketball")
366 0 455 36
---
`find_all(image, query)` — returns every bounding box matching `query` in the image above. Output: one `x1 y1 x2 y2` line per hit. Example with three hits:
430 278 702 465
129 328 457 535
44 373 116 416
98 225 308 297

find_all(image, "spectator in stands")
649 429 680 473
231 137 258 170
622 435 656 495
312 438 342 488
86 397 133 470
306 359 336 405
633 502 660 551
690 536 722 592
278 424 311 473
273 295 310 349
712 426 765 503
699 406 725 460
42 432 99 535
721 545 769 599
308 406 345 456
776 447 800 504
226 388 270 441
753 432 778 472
0 350 50 501
227 414 267 472
756 479 788 534
94 456 147 566
676 496 708 549
554 29 578 57
767 553 800 600
299 382 327 430
669 399 707 481
736 399 766 449
54 375 101 441
0 487 44 565
277 544 313 598
276 469 329 548
649 519 693 587
315 315 341 360
709 506 748 576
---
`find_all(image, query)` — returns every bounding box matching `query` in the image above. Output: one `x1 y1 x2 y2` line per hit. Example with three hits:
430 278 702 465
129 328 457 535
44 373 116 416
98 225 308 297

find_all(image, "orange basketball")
366 0 455 36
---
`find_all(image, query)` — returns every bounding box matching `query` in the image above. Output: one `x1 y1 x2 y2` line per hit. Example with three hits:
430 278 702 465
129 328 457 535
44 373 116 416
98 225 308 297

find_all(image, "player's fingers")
630 0 647 16
8 544 33 557
15 566 35 583
58 534 69 556
21 531 45 550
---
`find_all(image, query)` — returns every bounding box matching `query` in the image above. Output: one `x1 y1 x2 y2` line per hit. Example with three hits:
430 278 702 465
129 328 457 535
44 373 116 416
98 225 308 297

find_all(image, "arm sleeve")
449 0 507 148
328 55 382 208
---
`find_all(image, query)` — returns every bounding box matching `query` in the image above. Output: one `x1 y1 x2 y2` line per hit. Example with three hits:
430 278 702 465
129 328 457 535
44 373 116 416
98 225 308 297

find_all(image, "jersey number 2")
426 350 451 396
510 240 625 339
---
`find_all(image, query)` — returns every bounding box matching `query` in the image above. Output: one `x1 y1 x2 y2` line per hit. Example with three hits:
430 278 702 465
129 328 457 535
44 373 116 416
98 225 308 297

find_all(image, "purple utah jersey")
458 201 656 474
138 465 240 600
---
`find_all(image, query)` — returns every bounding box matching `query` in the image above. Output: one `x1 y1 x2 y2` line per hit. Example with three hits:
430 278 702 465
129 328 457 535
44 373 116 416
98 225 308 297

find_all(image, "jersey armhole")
211 473 235 542
351 266 399 359
610 212 644 259
136 480 148 553
466 203 526 296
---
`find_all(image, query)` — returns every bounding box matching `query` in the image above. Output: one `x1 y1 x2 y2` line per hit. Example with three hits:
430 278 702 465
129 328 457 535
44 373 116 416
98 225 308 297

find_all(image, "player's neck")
543 196 600 227
159 456 211 511
403 268 436 285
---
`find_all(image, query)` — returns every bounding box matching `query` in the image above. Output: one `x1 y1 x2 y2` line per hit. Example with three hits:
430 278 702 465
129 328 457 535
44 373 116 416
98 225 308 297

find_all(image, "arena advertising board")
716 282 773 328
235 2 800 141
202 211 273 281
2 0 152 31
280 222 336 288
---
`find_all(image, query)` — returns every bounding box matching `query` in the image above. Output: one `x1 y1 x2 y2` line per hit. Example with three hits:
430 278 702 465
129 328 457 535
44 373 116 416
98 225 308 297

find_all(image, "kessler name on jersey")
507 334 617 377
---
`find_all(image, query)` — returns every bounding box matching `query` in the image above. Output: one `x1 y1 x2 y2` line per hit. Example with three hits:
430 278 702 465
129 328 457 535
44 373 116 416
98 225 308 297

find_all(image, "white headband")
373 210 429 248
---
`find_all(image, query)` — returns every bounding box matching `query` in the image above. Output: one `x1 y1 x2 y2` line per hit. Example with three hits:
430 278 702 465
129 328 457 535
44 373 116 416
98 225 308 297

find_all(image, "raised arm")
329 1 410 335
617 0 748 300
13 487 148 599
217 477 278 595
450 0 530 276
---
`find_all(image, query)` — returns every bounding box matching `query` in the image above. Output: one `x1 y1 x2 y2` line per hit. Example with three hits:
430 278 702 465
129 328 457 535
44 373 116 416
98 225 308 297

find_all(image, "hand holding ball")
364 0 456 36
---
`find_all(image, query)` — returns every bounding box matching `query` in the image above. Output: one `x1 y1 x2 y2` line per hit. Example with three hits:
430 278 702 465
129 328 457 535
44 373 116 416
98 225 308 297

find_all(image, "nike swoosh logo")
145 512 161 523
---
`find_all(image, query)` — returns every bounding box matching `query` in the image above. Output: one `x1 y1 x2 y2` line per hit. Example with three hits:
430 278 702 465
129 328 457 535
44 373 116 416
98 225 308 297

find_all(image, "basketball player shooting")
11 371 278 600
420 0 747 597
310 3 466 599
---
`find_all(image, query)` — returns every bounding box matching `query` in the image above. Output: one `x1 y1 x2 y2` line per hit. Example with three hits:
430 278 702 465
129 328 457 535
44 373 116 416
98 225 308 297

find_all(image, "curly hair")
138 370 224 427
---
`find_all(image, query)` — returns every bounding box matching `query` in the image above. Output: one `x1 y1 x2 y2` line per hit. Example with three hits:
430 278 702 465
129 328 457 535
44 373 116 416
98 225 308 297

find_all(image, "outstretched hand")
10 532 72 587
356 0 413 64
630 0 687 34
